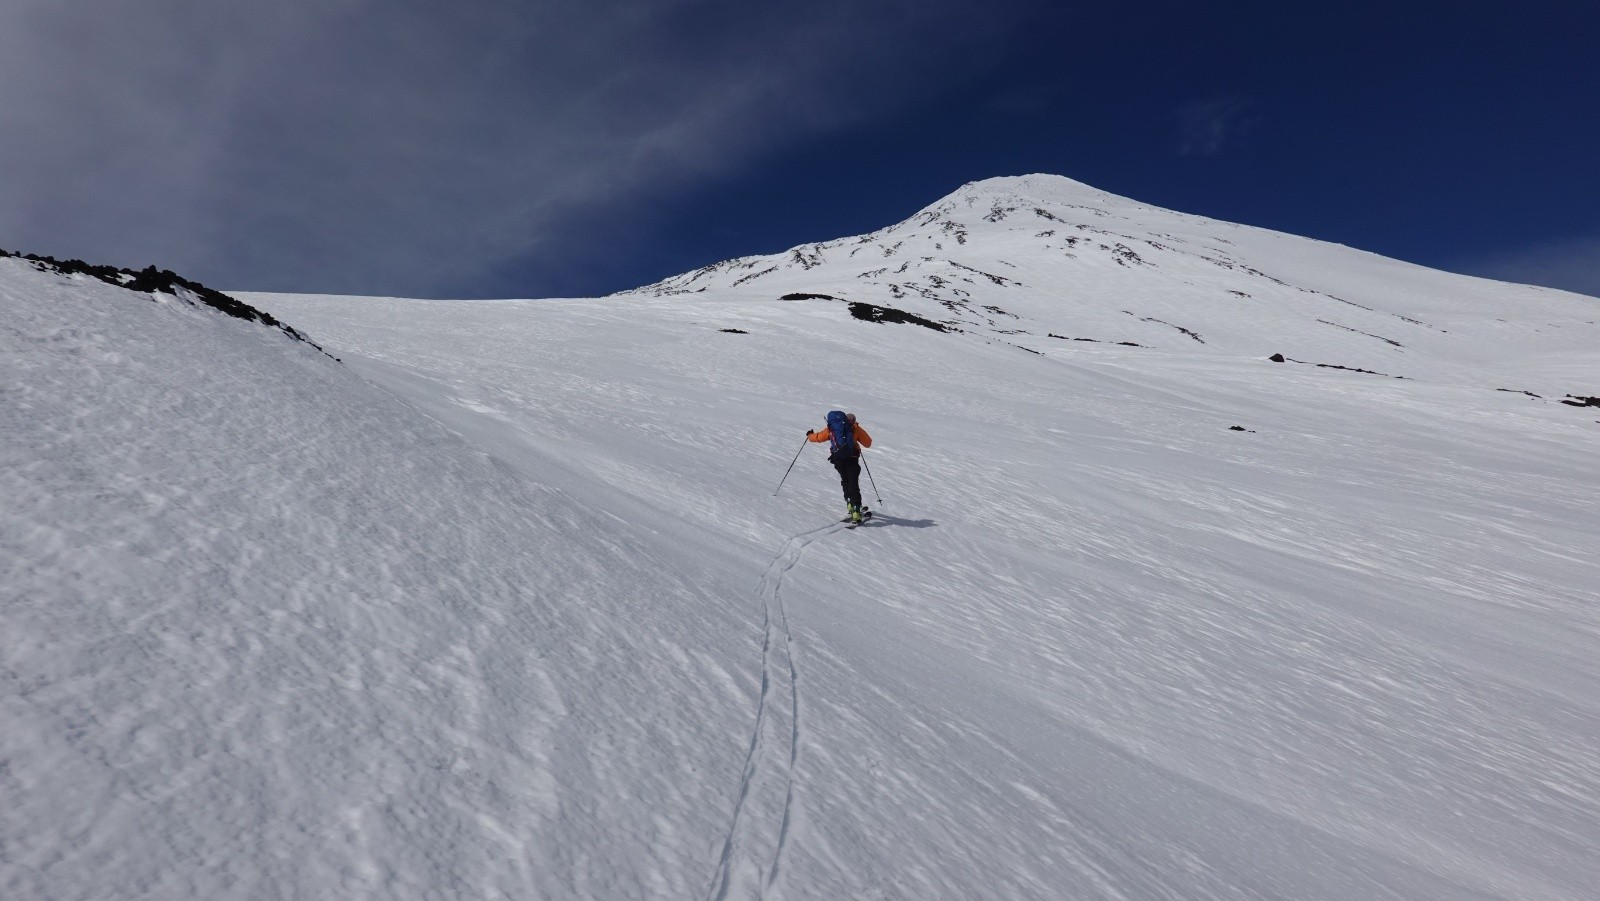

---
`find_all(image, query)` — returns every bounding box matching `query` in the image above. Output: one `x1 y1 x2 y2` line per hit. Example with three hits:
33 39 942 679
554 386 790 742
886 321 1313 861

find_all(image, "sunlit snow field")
6 176 1599 899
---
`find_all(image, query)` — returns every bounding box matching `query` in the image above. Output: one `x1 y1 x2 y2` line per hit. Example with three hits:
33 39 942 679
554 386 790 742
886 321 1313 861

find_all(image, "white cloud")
0 0 1028 296
1462 234 1600 299
1174 95 1255 157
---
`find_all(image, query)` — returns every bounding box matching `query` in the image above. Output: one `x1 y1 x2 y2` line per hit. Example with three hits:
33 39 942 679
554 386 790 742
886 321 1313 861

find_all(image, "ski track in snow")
707 520 846 901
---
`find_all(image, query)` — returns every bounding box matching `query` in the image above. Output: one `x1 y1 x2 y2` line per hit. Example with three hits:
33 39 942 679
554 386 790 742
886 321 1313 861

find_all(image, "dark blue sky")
4 1 1597 298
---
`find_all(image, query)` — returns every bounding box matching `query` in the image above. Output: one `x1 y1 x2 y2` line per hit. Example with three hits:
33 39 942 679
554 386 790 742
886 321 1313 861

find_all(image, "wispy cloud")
1174 94 1255 157
0 0 1029 296
1459 234 1600 299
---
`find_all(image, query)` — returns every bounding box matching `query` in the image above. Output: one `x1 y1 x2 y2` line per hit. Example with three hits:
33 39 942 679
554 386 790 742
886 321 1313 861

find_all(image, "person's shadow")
863 513 937 529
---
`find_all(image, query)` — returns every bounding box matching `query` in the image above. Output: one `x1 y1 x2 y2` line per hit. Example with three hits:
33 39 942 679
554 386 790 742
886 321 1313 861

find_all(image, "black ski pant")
831 454 862 508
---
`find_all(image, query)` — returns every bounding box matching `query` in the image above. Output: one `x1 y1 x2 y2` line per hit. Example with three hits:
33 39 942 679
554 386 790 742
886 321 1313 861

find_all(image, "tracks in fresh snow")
706 521 846 901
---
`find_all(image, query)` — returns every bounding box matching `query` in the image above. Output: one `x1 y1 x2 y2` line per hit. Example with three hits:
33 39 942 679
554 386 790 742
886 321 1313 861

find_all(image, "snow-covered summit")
921 172 1119 209
623 174 1597 396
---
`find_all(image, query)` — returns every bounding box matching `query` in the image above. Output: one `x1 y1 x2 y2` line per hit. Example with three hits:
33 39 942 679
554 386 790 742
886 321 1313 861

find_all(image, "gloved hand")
806 429 814 436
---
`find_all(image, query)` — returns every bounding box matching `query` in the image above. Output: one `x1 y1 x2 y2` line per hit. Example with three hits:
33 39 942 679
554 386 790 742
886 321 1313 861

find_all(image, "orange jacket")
808 422 872 449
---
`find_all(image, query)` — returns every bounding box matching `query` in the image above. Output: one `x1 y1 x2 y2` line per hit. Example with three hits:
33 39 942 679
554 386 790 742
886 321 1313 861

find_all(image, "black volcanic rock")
846 302 951 332
1 247 331 357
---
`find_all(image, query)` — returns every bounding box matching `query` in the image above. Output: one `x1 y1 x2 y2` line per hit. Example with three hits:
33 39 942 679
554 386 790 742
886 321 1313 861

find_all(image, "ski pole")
861 452 882 505
772 436 809 496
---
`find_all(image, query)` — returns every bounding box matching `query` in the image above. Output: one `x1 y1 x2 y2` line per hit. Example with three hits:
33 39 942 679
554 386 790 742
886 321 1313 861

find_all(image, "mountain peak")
948 172 1104 198
924 173 1123 213
616 171 1594 393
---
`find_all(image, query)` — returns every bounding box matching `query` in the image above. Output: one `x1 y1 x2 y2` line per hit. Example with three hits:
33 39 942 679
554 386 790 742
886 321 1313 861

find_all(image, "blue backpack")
826 410 858 460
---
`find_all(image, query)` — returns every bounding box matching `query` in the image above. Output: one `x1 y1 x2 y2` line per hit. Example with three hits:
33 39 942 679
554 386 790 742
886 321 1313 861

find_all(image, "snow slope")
7 174 1600 899
2 257 772 898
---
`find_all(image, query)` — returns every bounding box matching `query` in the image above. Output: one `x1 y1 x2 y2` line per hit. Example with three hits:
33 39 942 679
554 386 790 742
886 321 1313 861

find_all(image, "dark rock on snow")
846 302 952 332
1 247 332 357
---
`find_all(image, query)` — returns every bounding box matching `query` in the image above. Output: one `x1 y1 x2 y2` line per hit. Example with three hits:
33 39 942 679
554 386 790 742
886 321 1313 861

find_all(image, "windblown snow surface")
6 175 1600 899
